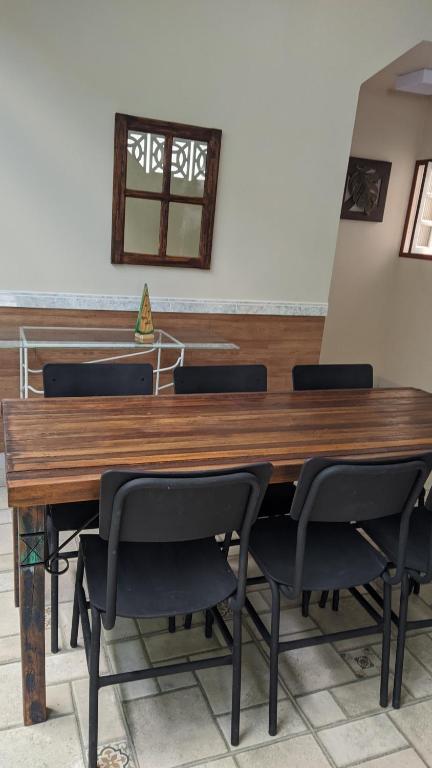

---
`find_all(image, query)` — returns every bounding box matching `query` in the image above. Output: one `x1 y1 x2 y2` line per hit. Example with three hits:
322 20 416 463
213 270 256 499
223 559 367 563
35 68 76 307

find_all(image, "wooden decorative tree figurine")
135 283 154 343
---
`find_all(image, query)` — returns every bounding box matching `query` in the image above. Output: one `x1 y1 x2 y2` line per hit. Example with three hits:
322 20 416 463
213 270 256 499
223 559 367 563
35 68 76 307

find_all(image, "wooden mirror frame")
111 113 222 269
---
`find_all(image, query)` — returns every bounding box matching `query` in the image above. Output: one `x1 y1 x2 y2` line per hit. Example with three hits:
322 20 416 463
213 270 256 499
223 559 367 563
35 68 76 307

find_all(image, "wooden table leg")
18 506 46 725
12 508 19 608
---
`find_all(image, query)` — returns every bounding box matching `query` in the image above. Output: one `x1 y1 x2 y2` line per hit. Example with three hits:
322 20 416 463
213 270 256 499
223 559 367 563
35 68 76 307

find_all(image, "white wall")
1 0 432 303
321 43 432 392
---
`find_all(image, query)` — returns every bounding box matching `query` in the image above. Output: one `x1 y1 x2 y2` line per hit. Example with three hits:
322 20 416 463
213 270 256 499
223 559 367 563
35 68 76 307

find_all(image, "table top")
3 387 432 508
0 326 239 350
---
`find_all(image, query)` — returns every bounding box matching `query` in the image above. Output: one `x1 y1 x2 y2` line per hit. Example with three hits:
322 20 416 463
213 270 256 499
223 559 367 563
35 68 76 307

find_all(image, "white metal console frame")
18 326 237 398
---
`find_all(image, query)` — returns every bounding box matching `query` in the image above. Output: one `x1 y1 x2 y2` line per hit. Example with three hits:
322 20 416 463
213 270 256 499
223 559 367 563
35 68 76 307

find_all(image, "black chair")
362 487 432 708
43 362 154 653
292 362 374 615
174 364 268 394
174 364 296 518
245 454 431 736
71 463 271 766
173 364 297 628
292 363 373 391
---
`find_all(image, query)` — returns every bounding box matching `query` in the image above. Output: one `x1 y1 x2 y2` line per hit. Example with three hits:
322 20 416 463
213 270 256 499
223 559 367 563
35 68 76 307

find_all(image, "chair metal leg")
205 609 214 638
393 571 410 709
48 522 60 654
88 607 101 768
269 579 280 736
184 613 192 630
380 581 391 708
230 607 242 746
301 590 311 618
319 590 329 609
168 616 176 633
71 548 84 648
332 590 340 612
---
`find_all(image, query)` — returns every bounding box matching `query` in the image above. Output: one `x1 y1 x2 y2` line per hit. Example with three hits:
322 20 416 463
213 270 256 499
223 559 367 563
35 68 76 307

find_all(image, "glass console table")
0 326 238 397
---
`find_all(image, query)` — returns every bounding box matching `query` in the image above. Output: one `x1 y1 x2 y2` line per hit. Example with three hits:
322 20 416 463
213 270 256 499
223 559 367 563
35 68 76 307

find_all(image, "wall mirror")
111 114 222 269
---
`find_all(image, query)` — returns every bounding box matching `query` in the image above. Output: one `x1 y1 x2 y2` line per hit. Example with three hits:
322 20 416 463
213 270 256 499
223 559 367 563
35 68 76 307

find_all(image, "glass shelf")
0 326 238 351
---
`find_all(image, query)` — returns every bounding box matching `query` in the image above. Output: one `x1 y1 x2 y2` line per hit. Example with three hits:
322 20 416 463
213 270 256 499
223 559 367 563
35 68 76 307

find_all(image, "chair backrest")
174 364 267 394
287 453 432 596
43 363 154 397
292 364 373 391
99 463 272 628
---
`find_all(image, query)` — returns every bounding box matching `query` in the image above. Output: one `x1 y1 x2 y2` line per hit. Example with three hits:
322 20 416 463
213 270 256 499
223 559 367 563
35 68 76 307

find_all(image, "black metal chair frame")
173 362 296 633
245 455 430 736
71 464 271 767
43 362 154 654
291 362 374 615
360 488 432 708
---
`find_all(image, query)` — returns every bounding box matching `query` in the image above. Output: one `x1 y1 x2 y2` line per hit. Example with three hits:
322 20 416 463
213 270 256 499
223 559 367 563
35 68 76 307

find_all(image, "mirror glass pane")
170 138 207 197
124 198 160 253
126 131 165 192
167 203 202 258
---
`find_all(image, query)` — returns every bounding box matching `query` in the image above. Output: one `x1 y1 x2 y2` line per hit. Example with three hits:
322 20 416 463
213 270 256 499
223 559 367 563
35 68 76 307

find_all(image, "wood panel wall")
0 307 324 449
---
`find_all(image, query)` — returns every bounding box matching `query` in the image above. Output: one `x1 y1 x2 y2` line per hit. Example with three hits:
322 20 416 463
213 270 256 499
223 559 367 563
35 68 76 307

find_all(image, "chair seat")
259 482 296 517
48 500 99 532
81 534 237 618
363 506 432 574
249 516 387 591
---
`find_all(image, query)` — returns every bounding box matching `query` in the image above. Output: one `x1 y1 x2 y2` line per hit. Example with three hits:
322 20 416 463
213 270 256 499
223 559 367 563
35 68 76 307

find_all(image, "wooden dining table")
3 386 432 726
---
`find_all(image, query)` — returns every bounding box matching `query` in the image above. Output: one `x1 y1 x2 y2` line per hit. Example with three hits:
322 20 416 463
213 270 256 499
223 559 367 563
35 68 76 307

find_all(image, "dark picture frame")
341 156 392 222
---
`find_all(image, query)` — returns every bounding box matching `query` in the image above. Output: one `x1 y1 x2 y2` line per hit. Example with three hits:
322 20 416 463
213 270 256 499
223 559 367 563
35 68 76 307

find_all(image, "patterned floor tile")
373 641 432 699
330 674 408 717
277 643 356 695
0 508 11 525
0 570 14 592
352 749 427 767
47 682 75 718
97 742 136 768
0 523 12 555
309 596 376 636
144 625 222 663
107 638 158 700
296 690 346 727
0 661 31 728
235 733 332 767
103 617 140 643
0 553 13 572
0 633 20 664
0 483 9 506
46 647 108 685
406 633 432 673
218 698 307 748
0 714 85 767
124 687 227 768
195 643 284 715
318 714 407 767
72 677 126 747
339 646 382 678
0 590 20 637
247 605 317 639
156 655 197 692
390 699 432 766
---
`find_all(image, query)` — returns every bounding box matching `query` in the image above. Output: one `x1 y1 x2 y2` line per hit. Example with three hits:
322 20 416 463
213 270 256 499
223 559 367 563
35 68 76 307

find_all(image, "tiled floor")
2 485 432 767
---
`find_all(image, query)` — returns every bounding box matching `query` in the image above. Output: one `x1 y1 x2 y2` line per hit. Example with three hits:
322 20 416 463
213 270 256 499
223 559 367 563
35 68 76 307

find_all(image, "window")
111 114 222 269
400 159 432 260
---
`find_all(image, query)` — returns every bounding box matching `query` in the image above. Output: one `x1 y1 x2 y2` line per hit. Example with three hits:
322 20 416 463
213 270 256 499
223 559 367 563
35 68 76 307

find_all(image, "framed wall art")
341 156 391 222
